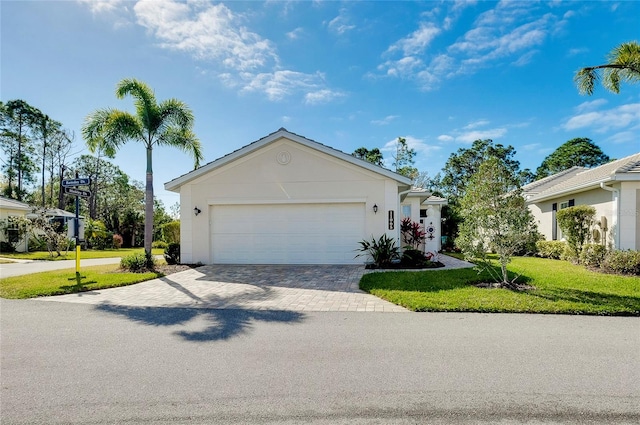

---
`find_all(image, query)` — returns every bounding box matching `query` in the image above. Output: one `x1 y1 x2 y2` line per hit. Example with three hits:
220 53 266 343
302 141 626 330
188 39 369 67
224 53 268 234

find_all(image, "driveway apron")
35 265 409 312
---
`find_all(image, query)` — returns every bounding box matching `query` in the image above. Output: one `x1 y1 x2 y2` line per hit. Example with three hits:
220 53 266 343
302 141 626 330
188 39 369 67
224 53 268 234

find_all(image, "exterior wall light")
194 207 201 216
373 204 378 214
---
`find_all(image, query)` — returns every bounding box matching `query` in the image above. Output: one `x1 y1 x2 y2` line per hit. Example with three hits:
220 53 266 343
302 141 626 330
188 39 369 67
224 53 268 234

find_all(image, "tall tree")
0 100 40 200
456 157 539 289
535 138 610 179
82 78 203 257
352 147 384 166
393 137 418 180
33 113 62 207
439 139 533 200
574 41 640 95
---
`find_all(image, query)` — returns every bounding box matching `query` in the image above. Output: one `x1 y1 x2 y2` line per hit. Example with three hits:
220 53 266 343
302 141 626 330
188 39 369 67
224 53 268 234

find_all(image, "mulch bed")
365 261 445 270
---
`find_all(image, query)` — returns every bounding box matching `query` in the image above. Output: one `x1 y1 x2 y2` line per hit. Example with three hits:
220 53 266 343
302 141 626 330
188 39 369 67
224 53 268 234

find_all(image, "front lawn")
360 256 640 315
0 247 163 261
0 265 164 299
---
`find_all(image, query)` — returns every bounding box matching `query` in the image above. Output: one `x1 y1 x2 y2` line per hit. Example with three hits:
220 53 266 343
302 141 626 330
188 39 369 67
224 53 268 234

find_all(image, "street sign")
64 187 91 198
62 178 91 187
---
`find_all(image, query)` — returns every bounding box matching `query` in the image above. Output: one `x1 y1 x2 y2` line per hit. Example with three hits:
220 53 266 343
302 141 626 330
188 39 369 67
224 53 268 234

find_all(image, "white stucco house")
524 153 640 251
0 196 32 252
165 128 443 264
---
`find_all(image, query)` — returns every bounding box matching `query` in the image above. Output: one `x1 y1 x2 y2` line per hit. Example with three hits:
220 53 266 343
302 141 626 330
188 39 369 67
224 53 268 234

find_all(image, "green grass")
360 256 640 315
0 265 164 299
0 247 163 261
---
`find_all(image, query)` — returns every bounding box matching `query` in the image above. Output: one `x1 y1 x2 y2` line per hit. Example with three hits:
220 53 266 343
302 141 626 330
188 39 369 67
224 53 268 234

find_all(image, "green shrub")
0 241 15 253
580 244 607 268
556 205 596 255
356 234 400 268
535 240 566 259
120 252 155 273
560 244 579 263
164 243 180 265
161 221 180 245
400 248 429 267
152 240 168 249
601 250 640 275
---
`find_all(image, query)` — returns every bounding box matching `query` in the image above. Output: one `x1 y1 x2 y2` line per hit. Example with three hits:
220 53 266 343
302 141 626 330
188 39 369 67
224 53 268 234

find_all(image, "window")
402 205 411 219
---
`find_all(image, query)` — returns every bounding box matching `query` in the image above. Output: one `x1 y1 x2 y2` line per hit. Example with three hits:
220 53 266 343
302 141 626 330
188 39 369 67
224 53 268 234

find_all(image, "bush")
356 234 400 268
535 240 567 259
112 234 123 249
161 221 180 245
601 250 640 275
560 244 579 263
164 243 180 265
152 240 168 249
120 252 155 273
556 205 596 255
0 241 15 253
400 248 429 267
580 244 607 268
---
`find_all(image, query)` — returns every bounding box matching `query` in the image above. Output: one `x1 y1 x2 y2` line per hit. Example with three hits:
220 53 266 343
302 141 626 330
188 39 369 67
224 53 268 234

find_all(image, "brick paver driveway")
36 265 409 312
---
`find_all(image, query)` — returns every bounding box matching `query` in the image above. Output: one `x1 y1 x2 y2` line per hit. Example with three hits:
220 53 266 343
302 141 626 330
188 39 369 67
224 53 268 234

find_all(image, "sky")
1 0 639 209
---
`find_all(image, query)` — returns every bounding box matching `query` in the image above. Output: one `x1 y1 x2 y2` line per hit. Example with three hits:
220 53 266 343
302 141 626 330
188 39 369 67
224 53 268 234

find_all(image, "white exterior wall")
529 188 616 247
0 206 30 252
422 204 443 254
178 138 404 264
619 181 640 250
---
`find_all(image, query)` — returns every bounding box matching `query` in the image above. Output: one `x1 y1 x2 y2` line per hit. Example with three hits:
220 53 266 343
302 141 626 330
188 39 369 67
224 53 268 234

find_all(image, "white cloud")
606 131 635 144
437 134 455 142
77 0 128 15
377 1 568 89
327 8 355 35
304 89 346 105
575 99 608 112
286 27 304 40
455 128 508 143
241 70 326 101
77 0 343 103
381 136 442 167
563 103 640 133
133 0 278 71
463 119 490 130
387 23 441 56
371 115 399 126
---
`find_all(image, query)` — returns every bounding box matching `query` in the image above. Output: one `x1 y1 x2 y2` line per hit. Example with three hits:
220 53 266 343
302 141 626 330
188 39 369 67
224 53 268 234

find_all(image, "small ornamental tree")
456 158 539 289
556 205 596 257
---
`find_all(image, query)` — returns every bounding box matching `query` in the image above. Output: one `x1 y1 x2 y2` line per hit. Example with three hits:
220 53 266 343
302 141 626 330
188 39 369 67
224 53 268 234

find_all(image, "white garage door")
211 203 365 264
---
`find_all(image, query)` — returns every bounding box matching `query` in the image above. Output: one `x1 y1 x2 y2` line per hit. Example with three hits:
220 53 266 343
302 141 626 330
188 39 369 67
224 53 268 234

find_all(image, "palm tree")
82 78 203 257
574 41 640 95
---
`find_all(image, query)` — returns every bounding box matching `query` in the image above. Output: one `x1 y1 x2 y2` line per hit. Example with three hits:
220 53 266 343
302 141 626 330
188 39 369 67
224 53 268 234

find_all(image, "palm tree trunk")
144 146 154 256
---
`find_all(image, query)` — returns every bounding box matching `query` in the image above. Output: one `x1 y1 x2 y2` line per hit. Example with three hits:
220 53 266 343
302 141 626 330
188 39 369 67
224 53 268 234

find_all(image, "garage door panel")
211 203 365 264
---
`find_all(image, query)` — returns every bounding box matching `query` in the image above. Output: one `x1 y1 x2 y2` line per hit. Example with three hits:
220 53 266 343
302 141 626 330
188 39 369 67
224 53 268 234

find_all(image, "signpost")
63 175 91 279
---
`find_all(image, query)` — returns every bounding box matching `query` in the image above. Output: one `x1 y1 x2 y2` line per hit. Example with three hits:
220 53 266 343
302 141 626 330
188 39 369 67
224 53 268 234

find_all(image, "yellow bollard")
76 244 80 274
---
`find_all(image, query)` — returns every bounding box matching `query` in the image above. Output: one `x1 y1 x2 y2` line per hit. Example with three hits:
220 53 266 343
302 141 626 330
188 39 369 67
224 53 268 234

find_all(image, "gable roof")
0 196 32 211
165 128 413 191
526 153 640 202
522 166 586 198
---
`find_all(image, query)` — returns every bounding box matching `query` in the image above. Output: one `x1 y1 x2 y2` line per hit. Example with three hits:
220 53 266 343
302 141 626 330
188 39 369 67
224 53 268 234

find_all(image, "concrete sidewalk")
0 257 121 278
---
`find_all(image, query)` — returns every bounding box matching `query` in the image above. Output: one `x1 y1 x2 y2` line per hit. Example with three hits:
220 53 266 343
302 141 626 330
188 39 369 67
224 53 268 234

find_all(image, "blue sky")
2 0 639 208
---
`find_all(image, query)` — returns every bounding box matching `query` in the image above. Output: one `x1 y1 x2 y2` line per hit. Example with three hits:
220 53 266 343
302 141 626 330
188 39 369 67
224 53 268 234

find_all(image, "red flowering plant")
400 217 426 250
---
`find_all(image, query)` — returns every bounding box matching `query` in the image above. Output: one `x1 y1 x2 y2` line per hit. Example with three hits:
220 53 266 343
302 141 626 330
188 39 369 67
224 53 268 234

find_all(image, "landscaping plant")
556 205 596 257
356 234 400 268
456 158 539 289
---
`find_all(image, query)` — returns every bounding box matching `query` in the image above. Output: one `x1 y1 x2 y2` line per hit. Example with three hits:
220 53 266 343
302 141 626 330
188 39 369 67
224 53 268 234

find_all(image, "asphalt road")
1 299 639 424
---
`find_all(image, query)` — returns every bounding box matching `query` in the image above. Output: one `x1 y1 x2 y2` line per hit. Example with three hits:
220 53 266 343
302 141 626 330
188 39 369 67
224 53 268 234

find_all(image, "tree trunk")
144 146 154 256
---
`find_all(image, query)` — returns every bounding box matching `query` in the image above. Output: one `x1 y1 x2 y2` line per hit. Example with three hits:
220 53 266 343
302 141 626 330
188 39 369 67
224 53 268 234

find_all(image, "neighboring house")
165 128 422 265
401 190 447 253
524 153 640 250
0 196 32 252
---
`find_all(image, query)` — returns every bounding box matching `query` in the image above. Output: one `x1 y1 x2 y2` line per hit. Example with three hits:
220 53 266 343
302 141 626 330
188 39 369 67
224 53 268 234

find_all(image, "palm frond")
156 127 203 169
116 78 158 131
81 108 142 157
